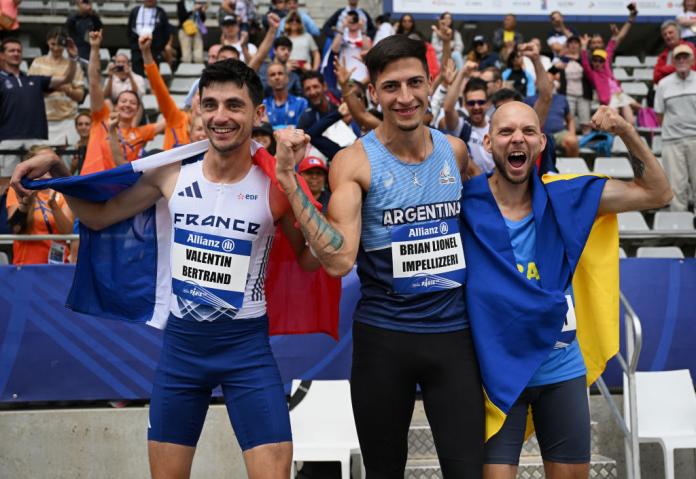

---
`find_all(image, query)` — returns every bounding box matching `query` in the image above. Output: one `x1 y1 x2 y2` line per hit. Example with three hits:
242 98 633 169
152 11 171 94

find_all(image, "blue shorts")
148 314 292 451
485 375 590 465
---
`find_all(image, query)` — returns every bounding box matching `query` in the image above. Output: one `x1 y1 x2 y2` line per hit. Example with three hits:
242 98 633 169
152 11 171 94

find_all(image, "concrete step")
405 454 618 479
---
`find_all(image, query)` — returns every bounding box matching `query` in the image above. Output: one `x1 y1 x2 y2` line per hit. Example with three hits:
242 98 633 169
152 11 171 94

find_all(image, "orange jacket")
145 62 190 150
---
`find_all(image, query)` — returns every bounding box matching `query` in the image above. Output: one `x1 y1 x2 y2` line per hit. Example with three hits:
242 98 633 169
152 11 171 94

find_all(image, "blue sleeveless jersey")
355 128 469 333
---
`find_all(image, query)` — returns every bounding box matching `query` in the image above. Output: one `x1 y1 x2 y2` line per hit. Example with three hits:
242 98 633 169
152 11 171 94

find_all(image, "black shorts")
484 375 590 465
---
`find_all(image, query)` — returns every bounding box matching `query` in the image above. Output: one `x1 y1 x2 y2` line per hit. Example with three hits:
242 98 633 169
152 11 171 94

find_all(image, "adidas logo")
178 181 203 199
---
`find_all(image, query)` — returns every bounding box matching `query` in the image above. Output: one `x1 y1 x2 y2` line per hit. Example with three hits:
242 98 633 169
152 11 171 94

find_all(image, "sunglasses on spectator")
466 99 487 107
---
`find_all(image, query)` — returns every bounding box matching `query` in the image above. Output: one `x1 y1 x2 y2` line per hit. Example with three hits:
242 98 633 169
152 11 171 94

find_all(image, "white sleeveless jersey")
168 158 275 321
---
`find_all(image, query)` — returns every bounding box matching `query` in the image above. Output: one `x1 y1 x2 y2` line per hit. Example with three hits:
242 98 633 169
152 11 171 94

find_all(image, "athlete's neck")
273 89 289 104
375 123 431 164
488 171 532 221
203 138 253 184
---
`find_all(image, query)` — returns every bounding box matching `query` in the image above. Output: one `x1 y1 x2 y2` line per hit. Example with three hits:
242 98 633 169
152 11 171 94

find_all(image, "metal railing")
0 234 79 244
595 291 643 479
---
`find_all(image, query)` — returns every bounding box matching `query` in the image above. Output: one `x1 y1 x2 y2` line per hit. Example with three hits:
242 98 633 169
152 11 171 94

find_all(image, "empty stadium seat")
0 252 8 265
622 82 649 97
169 77 197 94
618 211 649 231
636 246 684 258
633 69 653 82
615 56 643 69
613 68 632 82
556 157 590 174
176 63 205 77
652 136 662 156
644 56 658 67
23 46 42 61
594 157 634 179
142 94 158 112
619 247 627 258
653 212 695 231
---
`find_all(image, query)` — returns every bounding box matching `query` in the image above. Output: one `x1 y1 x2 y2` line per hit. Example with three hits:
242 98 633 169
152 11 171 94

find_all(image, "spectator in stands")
70 112 90 174
220 14 257 63
468 35 500 70
480 66 503 97
177 0 207 64
556 35 592 134
221 0 256 29
103 53 147 104
81 30 164 174
28 28 86 146
0 0 20 34
321 0 375 39
525 72 579 156
587 4 637 53
581 33 640 126
65 0 102 62
547 11 576 57
262 0 287 30
502 48 535 98
0 38 79 176
432 12 464 70
522 38 552 82
252 121 275 154
6 146 74 265
655 44 696 211
262 62 307 129
284 11 319 72
297 156 329 209
206 43 222 64
277 0 320 38
677 0 696 45
373 13 394 45
297 71 338 130
493 13 523 60
127 0 172 76
395 14 417 36
331 10 371 84
654 20 696 84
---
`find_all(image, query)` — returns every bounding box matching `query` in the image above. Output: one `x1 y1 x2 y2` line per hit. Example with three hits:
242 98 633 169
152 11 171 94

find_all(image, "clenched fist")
591 106 630 136
274 127 311 187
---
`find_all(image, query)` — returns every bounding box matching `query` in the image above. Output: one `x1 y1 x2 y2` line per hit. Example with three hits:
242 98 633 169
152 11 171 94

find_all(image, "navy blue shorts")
484 375 590 465
148 314 292 451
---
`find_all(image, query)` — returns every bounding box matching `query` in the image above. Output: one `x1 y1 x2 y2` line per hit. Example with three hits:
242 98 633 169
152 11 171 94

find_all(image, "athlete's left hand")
274 127 310 186
592 106 630 136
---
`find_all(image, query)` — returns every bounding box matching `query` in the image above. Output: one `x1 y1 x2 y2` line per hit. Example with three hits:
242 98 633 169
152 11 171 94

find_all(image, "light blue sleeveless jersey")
355 128 469 333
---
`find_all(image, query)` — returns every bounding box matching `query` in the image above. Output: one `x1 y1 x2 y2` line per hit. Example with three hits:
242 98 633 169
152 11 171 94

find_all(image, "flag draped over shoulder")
460 172 618 440
23 140 340 338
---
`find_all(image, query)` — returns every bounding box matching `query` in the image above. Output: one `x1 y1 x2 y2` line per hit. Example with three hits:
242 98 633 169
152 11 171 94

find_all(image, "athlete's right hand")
274 127 310 189
10 149 62 198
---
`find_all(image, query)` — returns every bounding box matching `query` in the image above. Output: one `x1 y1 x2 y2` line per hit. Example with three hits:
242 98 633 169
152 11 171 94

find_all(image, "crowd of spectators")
0 0 694 266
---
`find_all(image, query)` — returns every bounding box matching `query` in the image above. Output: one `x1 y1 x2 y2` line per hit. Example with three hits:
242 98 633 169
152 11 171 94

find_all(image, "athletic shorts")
484 375 590 465
148 314 292 451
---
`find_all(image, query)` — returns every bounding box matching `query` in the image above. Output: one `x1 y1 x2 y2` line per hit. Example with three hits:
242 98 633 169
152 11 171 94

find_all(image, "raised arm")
594 106 672 214
10 149 167 231
274 129 364 277
611 5 637 48
521 42 553 126
140 34 179 124
335 56 381 131
88 30 106 113
248 13 280 72
442 64 471 132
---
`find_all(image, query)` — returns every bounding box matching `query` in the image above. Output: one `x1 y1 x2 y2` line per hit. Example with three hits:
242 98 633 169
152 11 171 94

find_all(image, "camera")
56 34 67 47
114 65 125 72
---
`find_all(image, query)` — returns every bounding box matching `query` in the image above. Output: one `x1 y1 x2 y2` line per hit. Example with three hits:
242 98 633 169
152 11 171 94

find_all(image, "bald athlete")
465 102 671 479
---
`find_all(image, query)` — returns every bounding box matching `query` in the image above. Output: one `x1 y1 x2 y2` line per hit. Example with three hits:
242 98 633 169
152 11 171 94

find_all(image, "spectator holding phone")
103 53 147 103
65 0 102 62
28 28 86 145
284 11 319 72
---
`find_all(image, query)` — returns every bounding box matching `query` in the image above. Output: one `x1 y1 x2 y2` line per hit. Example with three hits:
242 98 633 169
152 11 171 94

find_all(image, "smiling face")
199 81 264 154
300 168 327 197
189 115 207 142
486 102 546 185
302 77 326 108
368 57 429 132
464 89 489 128
115 91 139 122
662 25 681 49
2 41 22 69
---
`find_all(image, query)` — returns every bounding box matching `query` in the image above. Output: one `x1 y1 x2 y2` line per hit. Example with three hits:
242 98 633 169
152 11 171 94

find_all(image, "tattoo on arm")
628 152 645 178
289 177 345 253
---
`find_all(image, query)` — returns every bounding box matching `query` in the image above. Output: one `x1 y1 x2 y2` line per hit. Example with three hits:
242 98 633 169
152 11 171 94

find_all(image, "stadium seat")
289 380 364 479
612 135 648 155
652 135 662 156
621 82 649 97
142 94 158 113
99 48 110 65
593 157 634 179
615 55 643 69
20 0 45 14
98 2 129 16
619 247 627 258
618 211 649 231
633 69 654 82
556 157 590 174
23 46 42 61
169 77 197 94
644 56 658 68
159 62 173 79
636 246 684 258
613 68 632 82
631 370 696 479
653 212 695 231
176 63 205 77
0 251 8 265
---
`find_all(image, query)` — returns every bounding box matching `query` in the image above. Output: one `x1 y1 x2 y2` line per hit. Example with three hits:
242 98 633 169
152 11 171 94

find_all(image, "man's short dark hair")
2 37 21 52
491 88 523 105
301 70 325 86
364 34 428 84
199 59 264 107
217 45 240 58
482 66 501 82
346 10 359 24
273 36 293 50
464 78 488 98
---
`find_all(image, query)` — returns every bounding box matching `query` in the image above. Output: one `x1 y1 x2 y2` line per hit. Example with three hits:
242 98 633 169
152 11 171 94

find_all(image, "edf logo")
237 193 259 201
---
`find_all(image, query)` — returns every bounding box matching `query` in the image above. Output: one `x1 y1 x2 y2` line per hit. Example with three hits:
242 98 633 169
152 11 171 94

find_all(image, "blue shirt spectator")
263 94 308 129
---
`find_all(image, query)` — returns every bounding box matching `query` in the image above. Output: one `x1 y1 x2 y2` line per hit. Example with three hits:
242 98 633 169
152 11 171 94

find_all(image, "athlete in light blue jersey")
275 35 484 478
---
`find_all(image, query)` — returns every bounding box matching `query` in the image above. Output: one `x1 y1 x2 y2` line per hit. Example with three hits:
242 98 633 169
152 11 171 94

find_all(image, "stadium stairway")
404 401 618 478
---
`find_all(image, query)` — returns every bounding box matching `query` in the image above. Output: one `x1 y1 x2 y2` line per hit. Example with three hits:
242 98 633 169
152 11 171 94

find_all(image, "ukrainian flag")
460 172 619 440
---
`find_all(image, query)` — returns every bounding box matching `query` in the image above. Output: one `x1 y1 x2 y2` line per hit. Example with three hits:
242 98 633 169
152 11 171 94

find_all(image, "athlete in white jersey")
11 57 316 479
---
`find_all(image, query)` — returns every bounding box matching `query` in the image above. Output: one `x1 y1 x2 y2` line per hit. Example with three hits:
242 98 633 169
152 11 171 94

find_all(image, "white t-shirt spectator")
678 12 696 39
232 40 257 64
106 72 147 102
288 33 317 64
373 22 394 45
564 60 584 97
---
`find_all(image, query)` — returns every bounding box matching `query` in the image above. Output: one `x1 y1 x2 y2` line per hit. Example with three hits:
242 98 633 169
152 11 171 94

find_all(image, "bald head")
490 101 540 133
